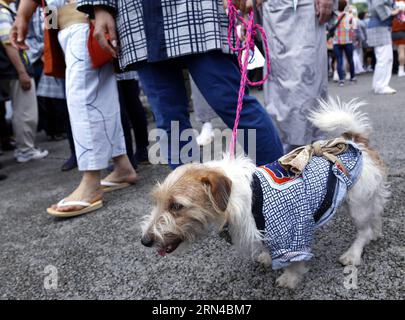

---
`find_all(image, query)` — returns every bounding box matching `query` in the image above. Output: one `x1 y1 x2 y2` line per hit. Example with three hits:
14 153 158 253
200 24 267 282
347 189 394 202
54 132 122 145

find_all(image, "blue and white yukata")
254 142 363 270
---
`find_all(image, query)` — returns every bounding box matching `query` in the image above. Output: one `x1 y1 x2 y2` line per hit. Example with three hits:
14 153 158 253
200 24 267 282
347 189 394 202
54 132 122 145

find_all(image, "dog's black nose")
141 235 154 247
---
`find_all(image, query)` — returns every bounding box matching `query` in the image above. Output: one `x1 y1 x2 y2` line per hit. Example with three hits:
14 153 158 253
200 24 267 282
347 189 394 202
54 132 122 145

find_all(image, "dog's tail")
309 97 371 138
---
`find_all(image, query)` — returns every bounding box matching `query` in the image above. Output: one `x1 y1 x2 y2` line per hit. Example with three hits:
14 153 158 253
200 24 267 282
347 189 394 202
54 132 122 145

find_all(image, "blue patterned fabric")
255 142 363 270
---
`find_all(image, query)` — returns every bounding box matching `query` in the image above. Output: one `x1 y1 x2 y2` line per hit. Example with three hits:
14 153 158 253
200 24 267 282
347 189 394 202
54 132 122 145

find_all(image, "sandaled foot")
101 168 137 192
47 199 103 218
47 185 103 218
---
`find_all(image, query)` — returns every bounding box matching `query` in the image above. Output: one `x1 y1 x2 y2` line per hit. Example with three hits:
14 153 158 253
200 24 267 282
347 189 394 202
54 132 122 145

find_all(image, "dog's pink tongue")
158 249 166 257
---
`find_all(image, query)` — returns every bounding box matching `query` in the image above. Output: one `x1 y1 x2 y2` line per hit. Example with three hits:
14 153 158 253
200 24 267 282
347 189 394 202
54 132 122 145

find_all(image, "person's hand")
223 0 253 14
391 8 401 16
315 0 334 24
10 16 29 50
93 6 118 58
19 71 31 91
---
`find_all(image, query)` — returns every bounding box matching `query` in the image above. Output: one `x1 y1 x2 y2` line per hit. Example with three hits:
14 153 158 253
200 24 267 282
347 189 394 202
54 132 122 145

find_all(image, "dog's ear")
201 171 232 212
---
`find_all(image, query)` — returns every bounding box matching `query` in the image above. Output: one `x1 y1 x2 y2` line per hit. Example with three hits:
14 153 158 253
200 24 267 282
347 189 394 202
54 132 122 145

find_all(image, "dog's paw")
256 251 272 267
339 251 362 266
275 273 301 289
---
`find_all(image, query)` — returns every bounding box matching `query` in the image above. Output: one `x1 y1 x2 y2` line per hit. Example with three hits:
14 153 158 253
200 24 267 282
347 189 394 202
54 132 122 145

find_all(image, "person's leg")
137 60 198 169
42 97 59 138
117 79 149 163
398 45 405 77
189 75 216 146
0 100 10 149
187 51 283 165
373 44 394 93
117 80 136 168
344 43 356 80
54 23 135 213
54 97 77 171
334 44 345 81
9 78 38 154
190 75 217 124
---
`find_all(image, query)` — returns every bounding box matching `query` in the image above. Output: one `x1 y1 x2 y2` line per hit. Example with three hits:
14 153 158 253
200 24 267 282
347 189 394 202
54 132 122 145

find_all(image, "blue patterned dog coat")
253 142 363 270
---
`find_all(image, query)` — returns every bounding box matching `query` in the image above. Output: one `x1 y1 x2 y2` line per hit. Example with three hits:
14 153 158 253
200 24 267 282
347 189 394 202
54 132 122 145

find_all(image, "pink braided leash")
227 2 271 157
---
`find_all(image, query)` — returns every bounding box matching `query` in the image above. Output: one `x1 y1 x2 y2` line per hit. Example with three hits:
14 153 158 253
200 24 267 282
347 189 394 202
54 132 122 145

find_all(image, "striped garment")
0 0 13 45
0 1 32 79
25 8 44 65
255 142 363 270
77 0 232 70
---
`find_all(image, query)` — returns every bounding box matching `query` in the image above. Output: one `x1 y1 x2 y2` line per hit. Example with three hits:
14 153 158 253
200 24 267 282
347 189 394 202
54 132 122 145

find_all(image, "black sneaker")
350 77 357 83
338 80 345 87
0 174 7 181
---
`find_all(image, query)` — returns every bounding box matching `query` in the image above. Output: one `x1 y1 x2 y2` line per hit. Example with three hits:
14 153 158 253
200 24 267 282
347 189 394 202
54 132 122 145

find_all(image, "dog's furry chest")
254 144 363 270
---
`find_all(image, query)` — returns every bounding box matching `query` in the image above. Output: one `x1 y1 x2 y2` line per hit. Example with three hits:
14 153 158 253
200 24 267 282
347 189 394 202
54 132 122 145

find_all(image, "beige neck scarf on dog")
278 138 350 176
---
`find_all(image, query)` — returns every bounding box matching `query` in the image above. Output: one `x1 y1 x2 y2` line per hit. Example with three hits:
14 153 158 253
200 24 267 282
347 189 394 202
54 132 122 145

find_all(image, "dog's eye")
169 202 184 212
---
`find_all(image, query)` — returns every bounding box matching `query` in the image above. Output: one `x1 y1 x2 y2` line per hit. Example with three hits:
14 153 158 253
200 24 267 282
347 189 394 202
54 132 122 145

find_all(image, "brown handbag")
42 0 66 78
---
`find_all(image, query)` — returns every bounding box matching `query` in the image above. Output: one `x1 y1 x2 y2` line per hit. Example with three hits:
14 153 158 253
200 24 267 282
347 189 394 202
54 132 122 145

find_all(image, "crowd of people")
0 0 404 216
327 0 405 93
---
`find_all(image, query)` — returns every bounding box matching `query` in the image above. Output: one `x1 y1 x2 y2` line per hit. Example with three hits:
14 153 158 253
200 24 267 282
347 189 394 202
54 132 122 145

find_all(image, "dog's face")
141 164 232 256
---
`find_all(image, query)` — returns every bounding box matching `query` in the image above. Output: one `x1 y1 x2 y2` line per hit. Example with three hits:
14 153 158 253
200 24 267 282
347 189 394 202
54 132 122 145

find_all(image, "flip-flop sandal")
47 199 103 218
101 181 132 193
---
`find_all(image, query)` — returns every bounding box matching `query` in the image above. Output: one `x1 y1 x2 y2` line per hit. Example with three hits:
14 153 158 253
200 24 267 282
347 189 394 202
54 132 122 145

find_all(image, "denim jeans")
137 51 283 169
333 43 355 81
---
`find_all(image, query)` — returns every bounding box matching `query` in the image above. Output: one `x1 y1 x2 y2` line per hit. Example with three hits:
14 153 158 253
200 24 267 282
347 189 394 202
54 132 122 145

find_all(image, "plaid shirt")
26 8 44 64
333 12 357 45
77 0 232 70
255 143 363 270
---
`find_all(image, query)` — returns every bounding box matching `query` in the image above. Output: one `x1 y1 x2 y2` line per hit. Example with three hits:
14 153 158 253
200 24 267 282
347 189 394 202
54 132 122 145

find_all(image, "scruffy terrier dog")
141 99 390 289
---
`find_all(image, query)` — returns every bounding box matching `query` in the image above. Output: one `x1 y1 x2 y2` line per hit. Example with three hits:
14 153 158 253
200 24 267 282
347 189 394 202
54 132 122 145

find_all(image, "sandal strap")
57 199 91 208
100 181 121 187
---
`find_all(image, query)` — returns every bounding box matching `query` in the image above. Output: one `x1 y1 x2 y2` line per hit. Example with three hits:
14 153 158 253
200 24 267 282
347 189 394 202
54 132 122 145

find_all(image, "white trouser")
58 23 126 171
373 44 393 92
353 47 365 74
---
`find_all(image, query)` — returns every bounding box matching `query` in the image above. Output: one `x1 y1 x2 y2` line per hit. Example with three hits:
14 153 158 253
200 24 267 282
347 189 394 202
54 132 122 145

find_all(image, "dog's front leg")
256 251 272 267
275 261 309 289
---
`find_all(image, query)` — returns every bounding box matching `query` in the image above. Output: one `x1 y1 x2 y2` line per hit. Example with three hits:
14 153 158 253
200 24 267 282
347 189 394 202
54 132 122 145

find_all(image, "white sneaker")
16 148 49 163
374 86 397 95
398 67 405 78
196 122 215 146
333 71 339 82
